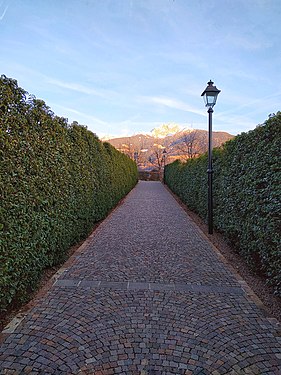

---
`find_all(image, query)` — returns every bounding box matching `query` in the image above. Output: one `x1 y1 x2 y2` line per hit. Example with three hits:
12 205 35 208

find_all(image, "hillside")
105 128 234 170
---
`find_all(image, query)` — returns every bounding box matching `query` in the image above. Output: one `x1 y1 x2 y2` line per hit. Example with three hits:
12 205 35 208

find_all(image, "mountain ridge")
105 127 234 170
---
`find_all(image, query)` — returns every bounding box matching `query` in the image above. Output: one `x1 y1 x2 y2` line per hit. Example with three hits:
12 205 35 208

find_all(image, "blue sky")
1 0 280 138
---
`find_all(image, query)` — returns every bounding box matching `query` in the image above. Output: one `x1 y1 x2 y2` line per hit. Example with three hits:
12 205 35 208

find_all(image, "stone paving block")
1 182 280 374
100 281 128 289
79 280 101 288
128 281 150 290
54 279 80 287
150 283 175 291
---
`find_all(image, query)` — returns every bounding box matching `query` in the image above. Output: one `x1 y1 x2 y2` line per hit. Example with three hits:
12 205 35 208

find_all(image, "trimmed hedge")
0 75 138 310
165 113 281 295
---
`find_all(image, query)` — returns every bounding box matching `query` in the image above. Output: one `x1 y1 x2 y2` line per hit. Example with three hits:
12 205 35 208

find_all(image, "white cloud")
142 96 205 117
219 90 281 118
51 104 108 126
0 4 8 21
47 78 112 98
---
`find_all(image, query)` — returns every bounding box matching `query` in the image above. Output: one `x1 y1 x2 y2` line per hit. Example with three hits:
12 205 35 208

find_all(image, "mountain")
150 123 187 138
105 127 234 170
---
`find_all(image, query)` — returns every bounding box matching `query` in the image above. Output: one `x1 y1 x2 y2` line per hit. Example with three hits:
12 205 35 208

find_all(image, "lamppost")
134 151 138 163
201 80 221 234
162 149 167 183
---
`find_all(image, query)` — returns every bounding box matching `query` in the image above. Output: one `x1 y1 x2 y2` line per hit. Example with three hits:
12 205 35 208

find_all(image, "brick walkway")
1 181 280 374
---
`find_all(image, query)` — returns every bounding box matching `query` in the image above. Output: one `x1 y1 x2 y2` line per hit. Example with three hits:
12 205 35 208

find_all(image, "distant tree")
106 128 233 167
173 130 206 160
181 130 198 159
117 138 135 159
150 144 166 170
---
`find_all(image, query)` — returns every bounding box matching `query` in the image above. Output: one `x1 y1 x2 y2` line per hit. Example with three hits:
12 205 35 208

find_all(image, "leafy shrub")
165 113 281 295
0 75 138 310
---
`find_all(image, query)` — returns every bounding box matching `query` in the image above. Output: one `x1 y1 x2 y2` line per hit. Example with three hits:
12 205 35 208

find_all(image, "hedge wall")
165 113 281 295
0 75 138 310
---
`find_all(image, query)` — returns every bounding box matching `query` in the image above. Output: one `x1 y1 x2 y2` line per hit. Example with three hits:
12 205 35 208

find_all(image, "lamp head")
201 80 221 108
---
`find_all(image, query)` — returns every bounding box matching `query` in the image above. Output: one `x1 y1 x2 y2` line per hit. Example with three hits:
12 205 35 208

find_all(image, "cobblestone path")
1 181 280 374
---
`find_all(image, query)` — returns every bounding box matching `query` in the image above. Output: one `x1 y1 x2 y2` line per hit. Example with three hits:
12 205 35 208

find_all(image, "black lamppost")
162 149 167 183
201 80 221 234
134 151 138 163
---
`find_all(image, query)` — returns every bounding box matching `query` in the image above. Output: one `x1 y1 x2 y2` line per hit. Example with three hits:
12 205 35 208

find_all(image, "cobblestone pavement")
1 181 280 374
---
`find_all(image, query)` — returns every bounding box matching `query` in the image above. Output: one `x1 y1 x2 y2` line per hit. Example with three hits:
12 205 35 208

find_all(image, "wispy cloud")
52 104 108 126
217 113 256 129
0 4 8 21
47 78 113 98
218 90 281 118
225 34 271 51
156 51 208 70
142 96 205 117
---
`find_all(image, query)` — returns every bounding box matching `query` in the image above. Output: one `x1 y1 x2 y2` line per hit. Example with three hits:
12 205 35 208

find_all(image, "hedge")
165 113 281 295
0 75 138 310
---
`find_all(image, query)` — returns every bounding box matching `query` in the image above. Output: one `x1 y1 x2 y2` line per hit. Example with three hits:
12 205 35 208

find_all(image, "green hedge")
0 75 138 310
165 113 281 295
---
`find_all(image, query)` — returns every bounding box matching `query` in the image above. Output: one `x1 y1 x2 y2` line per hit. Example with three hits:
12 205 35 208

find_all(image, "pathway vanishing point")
0 181 280 374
